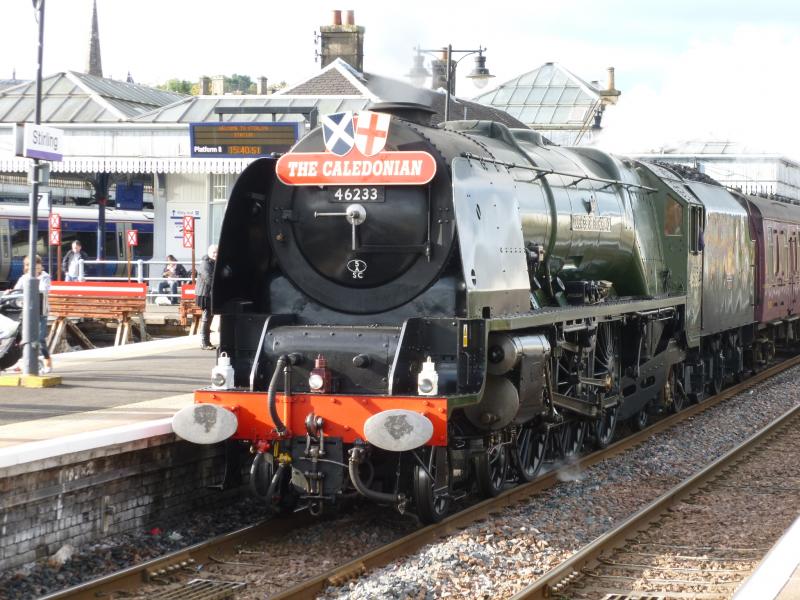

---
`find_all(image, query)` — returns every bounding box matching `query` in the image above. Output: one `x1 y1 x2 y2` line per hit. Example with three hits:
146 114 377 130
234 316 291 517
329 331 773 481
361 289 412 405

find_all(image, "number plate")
330 186 385 203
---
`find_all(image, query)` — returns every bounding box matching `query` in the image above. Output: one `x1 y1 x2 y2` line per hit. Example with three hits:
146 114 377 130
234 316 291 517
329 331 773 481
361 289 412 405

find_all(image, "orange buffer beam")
194 390 448 446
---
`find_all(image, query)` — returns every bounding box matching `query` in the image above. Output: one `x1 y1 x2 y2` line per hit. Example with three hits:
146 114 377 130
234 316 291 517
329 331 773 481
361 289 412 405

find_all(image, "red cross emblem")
354 111 390 156
126 230 138 247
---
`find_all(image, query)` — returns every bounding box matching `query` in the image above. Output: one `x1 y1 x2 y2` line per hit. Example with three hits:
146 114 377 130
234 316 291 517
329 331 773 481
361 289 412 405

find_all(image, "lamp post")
22 0 46 376
408 44 494 122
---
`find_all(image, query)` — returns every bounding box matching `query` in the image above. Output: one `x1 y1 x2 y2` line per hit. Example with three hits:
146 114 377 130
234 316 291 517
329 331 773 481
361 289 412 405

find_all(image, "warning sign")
126 230 138 247
183 231 194 249
183 215 195 233
49 229 60 246
49 213 61 230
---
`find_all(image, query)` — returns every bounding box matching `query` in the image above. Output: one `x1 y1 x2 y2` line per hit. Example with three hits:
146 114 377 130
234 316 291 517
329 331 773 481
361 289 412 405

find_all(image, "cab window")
664 196 683 236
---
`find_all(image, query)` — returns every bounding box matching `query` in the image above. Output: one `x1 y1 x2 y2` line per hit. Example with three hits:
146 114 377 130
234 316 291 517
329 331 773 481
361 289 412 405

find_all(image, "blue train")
0 203 154 288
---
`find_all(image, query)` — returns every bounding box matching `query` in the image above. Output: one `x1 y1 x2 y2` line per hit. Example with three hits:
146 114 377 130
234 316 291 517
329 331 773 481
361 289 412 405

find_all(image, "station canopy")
0 60 524 175
474 62 606 145
0 71 185 122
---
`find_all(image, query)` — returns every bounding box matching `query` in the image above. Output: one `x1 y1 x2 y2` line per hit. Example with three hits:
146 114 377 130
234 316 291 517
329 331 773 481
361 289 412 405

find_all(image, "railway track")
40 355 800 600
510 389 800 599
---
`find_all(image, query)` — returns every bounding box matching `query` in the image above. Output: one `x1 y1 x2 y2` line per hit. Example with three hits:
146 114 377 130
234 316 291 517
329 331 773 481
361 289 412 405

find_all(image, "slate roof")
283 68 365 96
134 59 526 128
0 71 186 123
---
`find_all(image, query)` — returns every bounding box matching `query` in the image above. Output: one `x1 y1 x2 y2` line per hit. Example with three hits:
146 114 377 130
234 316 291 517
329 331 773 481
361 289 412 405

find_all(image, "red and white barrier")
50 281 147 298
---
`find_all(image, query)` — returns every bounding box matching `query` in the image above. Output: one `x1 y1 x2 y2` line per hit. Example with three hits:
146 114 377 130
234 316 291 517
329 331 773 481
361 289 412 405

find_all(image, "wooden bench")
178 284 203 334
48 282 148 350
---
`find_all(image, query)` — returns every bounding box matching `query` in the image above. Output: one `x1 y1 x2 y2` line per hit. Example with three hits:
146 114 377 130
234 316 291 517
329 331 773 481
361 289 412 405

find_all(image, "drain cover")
153 579 246 600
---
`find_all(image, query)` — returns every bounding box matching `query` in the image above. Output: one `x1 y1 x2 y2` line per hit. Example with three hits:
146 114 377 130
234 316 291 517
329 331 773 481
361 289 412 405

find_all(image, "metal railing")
68 259 195 304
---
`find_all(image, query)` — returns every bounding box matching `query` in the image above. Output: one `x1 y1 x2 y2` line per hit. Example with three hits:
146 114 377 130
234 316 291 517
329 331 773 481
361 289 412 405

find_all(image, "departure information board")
190 122 300 157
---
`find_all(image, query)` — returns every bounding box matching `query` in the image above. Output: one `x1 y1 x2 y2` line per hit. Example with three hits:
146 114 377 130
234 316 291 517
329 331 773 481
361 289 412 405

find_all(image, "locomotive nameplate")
571 214 612 232
276 150 437 186
330 186 385 202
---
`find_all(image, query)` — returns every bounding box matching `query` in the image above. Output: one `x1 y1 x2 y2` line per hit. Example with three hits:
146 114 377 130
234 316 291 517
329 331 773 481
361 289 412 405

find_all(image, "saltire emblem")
354 111 391 156
322 112 355 156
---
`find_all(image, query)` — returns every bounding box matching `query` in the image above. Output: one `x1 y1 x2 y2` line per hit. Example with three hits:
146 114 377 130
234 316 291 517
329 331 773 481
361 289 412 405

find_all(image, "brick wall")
0 435 245 571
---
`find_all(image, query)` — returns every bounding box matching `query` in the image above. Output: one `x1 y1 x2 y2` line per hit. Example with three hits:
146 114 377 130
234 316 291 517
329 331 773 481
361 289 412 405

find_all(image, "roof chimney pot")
345 10 355 25
332 10 342 25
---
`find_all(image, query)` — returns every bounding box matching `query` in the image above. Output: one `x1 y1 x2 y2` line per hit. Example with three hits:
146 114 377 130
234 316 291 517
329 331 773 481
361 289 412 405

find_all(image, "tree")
226 74 253 94
159 79 194 95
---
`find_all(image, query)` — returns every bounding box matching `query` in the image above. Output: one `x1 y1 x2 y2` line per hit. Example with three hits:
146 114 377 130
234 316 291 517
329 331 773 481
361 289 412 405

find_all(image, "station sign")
49 229 61 246
15 124 64 161
189 122 299 158
275 111 436 186
126 230 138 247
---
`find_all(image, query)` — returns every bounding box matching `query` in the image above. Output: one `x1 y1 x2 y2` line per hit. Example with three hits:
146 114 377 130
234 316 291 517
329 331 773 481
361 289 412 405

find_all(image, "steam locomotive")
172 103 796 523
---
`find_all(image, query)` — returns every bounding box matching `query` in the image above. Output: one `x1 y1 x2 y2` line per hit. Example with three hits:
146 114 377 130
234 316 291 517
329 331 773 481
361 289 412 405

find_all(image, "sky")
1 0 799 159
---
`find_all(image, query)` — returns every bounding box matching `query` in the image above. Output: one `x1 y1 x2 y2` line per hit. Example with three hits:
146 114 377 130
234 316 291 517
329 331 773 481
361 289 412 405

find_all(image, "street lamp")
21 0 46 376
408 44 494 122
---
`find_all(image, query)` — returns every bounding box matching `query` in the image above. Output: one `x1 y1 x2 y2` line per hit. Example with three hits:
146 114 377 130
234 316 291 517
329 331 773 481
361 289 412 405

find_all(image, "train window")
689 206 704 253
11 229 47 258
664 196 683 236
774 230 780 277
105 232 118 260
767 227 774 281
135 232 153 257
781 231 788 276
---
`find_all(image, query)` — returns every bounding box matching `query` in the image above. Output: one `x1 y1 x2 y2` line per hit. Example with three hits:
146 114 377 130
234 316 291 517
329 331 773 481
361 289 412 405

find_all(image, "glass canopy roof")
474 62 601 131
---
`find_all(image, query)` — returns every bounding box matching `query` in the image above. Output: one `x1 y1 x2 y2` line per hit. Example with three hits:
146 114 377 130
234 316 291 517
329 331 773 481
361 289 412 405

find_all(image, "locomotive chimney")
319 9 365 72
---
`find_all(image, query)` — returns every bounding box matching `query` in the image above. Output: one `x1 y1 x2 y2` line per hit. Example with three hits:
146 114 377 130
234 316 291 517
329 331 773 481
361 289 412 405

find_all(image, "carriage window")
773 229 780 277
11 229 46 258
781 231 788 276
767 227 774 281
664 196 683 236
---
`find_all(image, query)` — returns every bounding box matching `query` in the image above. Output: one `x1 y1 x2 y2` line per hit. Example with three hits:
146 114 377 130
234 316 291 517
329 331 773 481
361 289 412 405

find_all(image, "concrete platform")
0 335 216 443
735 515 800 600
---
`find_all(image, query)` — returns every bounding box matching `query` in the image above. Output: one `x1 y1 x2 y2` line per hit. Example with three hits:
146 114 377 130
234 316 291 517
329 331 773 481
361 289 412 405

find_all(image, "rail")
40 354 800 600
270 354 800 600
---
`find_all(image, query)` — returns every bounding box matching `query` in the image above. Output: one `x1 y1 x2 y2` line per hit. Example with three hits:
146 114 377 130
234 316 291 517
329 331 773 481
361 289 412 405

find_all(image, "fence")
71 259 195 305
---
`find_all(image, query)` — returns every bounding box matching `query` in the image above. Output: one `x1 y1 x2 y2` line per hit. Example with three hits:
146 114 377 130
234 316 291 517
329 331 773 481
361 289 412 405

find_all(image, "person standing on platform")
196 244 217 350
10 255 53 373
62 240 88 281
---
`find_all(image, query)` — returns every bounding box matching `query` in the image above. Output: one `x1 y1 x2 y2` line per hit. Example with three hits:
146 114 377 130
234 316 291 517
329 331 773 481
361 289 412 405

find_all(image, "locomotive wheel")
631 405 649 431
665 367 686 414
591 405 618 449
413 446 451 524
561 420 587 458
475 439 508 497
512 423 548 482
249 452 275 504
590 321 619 449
